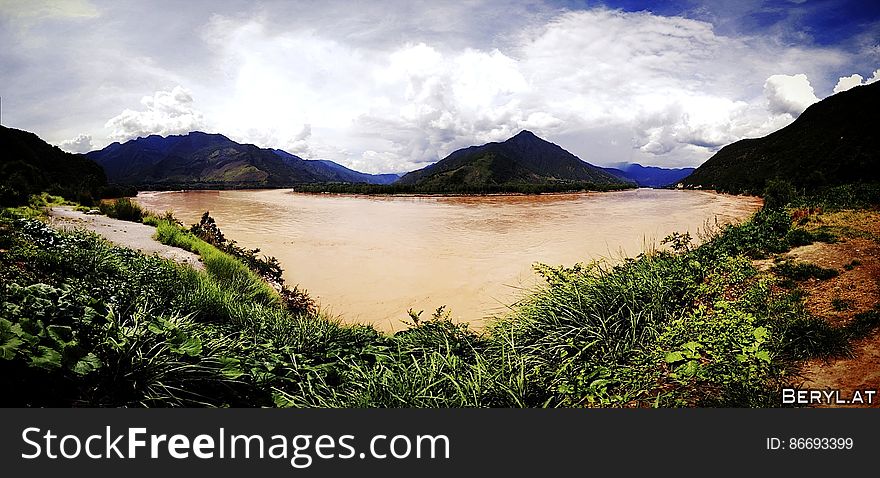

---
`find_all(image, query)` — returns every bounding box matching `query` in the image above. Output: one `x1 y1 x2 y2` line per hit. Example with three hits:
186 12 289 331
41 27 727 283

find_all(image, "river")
134 189 762 331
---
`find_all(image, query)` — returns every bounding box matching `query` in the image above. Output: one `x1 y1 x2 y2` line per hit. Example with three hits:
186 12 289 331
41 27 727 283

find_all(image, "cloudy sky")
1 0 878 172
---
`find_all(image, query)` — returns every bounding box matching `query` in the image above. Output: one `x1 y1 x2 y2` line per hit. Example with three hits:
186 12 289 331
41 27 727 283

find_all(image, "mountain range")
601 163 695 188
683 81 880 194
12 79 875 201
397 130 631 190
270 149 398 185
86 132 398 188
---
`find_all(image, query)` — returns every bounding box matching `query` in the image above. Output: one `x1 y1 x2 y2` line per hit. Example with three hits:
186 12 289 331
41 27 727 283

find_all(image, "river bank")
2 187 877 407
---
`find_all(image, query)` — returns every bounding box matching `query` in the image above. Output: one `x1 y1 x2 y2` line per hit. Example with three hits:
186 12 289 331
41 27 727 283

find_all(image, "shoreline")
134 186 761 201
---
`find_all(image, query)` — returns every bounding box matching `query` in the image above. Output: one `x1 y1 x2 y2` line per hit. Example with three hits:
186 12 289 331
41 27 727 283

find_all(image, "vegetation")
0 126 107 206
162 212 314 314
97 198 316 314
99 197 146 222
772 261 838 283
682 82 879 194
3 180 877 408
790 183 880 211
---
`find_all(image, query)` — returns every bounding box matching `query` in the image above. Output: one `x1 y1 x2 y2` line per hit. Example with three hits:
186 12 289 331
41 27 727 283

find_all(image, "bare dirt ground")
776 209 880 407
48 206 205 271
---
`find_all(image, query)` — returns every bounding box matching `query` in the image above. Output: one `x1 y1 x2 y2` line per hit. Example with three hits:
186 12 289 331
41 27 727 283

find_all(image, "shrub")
99 197 144 222
763 179 795 211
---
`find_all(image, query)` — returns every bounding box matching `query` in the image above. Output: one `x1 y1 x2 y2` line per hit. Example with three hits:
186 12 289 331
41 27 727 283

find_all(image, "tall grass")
155 220 280 309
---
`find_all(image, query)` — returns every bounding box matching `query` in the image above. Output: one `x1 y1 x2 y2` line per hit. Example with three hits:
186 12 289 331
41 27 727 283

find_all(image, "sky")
1 0 878 173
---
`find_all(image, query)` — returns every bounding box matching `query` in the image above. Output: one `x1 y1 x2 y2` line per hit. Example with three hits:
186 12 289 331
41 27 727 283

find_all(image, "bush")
763 180 796 211
99 197 144 222
700 208 793 259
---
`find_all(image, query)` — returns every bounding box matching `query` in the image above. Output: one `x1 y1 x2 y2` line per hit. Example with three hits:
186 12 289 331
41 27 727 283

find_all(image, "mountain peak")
396 129 629 189
511 130 538 140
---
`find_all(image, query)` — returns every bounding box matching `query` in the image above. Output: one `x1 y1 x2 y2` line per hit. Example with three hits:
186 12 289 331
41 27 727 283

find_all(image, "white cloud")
507 9 843 165
58 133 93 153
104 86 206 142
833 69 880 93
34 4 852 172
764 73 820 117
834 74 864 93
0 0 99 20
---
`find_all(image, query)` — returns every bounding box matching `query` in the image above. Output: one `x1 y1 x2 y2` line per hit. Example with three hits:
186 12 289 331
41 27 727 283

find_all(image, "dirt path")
48 206 205 271
774 210 880 407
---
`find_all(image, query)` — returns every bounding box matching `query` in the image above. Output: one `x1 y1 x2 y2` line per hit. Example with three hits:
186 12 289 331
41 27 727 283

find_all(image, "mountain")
601 163 695 188
87 132 397 188
397 130 632 190
0 125 107 205
682 81 880 194
271 149 399 185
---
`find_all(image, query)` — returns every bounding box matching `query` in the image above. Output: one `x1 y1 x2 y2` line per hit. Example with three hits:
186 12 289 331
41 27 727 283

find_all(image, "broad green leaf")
755 350 771 363
30 346 63 370
753 326 769 342
47 325 75 345
220 358 244 379
73 353 102 376
18 317 45 338
171 336 202 356
678 360 701 378
0 337 23 360
665 351 685 363
0 317 14 336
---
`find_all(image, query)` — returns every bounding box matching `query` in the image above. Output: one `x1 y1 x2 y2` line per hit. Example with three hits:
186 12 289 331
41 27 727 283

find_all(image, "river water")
135 189 762 331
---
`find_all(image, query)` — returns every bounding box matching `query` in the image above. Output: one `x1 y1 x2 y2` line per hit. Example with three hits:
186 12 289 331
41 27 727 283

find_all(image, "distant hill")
271 150 399 185
601 163 695 188
0 125 107 205
86 132 397 188
682 81 880 194
397 130 632 191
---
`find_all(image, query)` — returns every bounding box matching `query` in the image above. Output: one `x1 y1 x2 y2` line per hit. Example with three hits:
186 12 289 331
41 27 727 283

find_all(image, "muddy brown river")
135 189 762 331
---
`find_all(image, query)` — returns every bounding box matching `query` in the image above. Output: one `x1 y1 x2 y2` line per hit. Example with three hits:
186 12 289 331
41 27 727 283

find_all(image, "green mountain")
397 130 631 190
0 125 107 205
87 132 397 188
683 81 880 194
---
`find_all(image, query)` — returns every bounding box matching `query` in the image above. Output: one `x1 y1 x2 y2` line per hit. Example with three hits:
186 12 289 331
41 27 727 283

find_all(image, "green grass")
154 220 281 309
